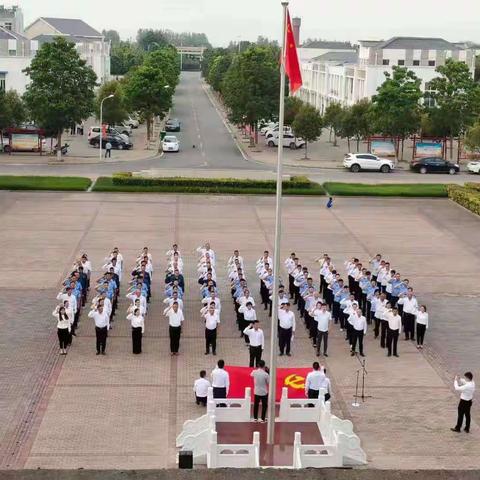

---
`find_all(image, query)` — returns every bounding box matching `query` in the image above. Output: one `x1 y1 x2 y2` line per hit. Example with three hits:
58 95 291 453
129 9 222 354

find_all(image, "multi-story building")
297 36 477 115
0 4 23 33
24 17 110 84
0 26 37 93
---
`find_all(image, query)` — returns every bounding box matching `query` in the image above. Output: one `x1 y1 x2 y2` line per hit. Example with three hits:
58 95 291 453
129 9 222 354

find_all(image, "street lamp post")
99 94 114 162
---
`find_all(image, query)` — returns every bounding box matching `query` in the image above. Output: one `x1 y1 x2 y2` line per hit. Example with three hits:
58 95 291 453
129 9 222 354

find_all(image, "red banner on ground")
225 366 311 402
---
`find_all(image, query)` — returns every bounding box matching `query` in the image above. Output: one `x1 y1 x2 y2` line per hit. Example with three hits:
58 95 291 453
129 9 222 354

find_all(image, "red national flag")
225 365 311 402
284 10 303 93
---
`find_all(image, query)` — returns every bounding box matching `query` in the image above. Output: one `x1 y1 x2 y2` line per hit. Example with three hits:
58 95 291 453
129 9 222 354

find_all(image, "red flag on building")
284 10 303 93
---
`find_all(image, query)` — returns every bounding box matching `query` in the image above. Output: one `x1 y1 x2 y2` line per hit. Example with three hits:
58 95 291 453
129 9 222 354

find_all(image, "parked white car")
88 126 129 143
266 133 305 149
113 124 132 136
265 125 292 139
467 160 480 174
343 153 395 173
260 122 277 135
162 135 179 152
125 116 139 129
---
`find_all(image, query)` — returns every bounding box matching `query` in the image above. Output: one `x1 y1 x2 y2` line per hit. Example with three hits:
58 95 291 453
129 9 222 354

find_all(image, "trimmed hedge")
323 182 448 197
448 185 480 216
0 175 91 191
93 175 325 195
464 182 480 192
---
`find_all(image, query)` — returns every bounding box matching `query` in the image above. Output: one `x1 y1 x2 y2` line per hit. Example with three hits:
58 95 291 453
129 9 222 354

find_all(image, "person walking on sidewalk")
251 360 269 422
451 372 475 433
105 141 112 158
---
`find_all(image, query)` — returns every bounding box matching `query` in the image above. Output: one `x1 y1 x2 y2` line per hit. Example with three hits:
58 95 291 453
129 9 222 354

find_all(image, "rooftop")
0 25 28 41
359 37 467 50
312 51 359 64
301 40 353 49
40 17 101 37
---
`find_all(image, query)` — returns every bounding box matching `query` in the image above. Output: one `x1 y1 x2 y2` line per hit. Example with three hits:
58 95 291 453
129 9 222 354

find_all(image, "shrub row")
323 182 448 197
0 175 91 191
447 185 480 216
94 176 326 195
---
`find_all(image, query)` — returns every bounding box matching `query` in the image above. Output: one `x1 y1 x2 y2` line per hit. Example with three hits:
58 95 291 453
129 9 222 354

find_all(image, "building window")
8 50 16 56
382 59 390 65
413 60 420 66
428 60 436 67
0 74 6 92
4 22 12 31
397 59 405 66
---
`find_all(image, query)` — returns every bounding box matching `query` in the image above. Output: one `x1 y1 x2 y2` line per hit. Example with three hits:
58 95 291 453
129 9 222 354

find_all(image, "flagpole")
267 0 288 446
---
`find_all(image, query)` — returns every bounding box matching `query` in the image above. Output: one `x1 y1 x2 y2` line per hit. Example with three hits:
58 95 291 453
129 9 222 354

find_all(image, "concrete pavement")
0 192 479 470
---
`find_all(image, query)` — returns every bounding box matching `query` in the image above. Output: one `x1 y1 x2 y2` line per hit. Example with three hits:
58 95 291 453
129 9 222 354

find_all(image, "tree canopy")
0 89 26 130
110 41 144 76
95 80 128 125
23 37 97 155
292 104 323 158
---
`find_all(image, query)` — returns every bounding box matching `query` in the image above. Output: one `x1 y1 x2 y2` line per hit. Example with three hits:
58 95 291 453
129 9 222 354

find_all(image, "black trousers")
387 327 399 356
253 394 268 420
316 331 328 355
346 322 353 344
288 274 295 298
380 320 388 348
132 327 142 354
416 323 427 345
332 302 340 323
351 330 364 354
169 325 181 353
57 328 69 349
456 399 472 432
95 326 108 353
105 148 111 158
373 315 381 338
403 313 415 340
196 395 207 406
205 328 217 354
279 326 292 354
249 345 262 367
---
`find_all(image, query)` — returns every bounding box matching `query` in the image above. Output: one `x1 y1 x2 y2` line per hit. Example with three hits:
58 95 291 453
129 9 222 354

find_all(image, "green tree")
323 102 344 146
201 47 229 79
464 122 480 153
0 89 26 128
292 104 323 159
371 67 423 158
428 58 480 158
144 46 180 90
110 41 144 76
95 80 128 125
349 99 373 151
284 96 304 125
222 46 280 136
208 54 232 92
23 37 97 159
124 65 171 140
136 29 168 51
102 29 121 46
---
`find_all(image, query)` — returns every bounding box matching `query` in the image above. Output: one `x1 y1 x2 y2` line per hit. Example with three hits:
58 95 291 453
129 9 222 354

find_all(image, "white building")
0 4 23 33
297 37 477 115
0 26 37 93
24 17 110 84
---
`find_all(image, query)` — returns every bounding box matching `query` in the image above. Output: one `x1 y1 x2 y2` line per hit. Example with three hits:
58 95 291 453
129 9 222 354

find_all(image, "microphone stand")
352 354 372 406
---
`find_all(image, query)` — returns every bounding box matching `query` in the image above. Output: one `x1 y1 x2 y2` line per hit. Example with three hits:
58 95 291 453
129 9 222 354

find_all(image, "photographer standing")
451 372 475 433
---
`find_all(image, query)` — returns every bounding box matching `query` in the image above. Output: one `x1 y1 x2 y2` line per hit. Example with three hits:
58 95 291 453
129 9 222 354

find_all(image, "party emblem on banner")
284 373 305 390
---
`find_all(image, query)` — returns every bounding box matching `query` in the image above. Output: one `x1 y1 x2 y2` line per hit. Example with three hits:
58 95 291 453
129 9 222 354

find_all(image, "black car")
410 157 459 174
89 135 132 150
165 118 181 132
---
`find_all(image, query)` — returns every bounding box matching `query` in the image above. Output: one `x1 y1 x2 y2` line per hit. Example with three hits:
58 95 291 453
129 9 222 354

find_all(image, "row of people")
53 253 92 354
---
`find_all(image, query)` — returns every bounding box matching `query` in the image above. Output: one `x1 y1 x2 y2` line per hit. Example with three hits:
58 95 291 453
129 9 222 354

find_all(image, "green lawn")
93 177 326 195
0 176 91 191
323 182 448 197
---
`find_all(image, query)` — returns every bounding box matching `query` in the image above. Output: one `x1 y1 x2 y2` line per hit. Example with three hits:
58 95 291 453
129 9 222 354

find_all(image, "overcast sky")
13 0 480 46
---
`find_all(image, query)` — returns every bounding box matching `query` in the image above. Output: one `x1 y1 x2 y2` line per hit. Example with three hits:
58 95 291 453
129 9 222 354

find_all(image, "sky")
10 0 480 46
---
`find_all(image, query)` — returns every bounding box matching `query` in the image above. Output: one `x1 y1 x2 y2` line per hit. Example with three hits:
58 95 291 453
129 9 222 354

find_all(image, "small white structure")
176 387 366 469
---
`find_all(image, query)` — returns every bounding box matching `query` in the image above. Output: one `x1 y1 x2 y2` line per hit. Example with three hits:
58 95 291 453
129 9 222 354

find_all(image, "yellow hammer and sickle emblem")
284 374 305 390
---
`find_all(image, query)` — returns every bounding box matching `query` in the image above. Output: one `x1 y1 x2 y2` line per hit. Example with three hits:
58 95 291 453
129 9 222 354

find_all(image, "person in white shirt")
53 306 71 355
380 301 392 349
163 292 183 311
243 321 264 367
127 308 145 354
228 250 244 269
88 305 110 355
165 302 184 355
194 370 211 407
305 362 326 401
398 291 418 341
314 303 331 357
386 307 401 357
319 368 332 402
203 304 220 355
278 303 295 356
415 305 429 349
350 310 367 357
211 359 230 401
452 372 475 433
285 253 297 299
239 301 257 344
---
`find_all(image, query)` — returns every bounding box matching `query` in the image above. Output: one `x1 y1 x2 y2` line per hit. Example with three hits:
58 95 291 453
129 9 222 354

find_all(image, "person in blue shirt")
359 271 372 315
365 280 379 324
331 279 344 321
389 273 407 308
326 197 333 209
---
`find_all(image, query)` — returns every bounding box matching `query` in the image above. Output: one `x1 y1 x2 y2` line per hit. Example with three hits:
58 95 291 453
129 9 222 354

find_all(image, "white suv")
467 160 480 174
267 133 305 149
344 153 395 173
265 125 292 139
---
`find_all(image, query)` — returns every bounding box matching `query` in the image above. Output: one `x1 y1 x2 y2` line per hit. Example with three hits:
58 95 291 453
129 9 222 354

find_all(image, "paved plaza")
0 191 479 470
